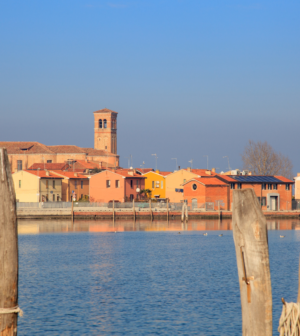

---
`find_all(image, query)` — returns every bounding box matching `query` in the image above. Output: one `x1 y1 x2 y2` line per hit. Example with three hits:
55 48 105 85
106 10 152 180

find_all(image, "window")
81 180 83 189
273 184 277 190
57 195 60 201
237 183 242 189
106 180 111 188
183 179 186 183
81 194 83 199
99 119 102 128
262 183 266 190
75 180 77 189
115 180 120 188
286 184 290 191
161 181 163 189
19 180 21 188
47 160 52 163
156 181 159 188
130 180 133 188
268 184 272 190
46 180 49 189
17 160 22 171
130 194 134 201
262 197 266 206
104 119 107 128
53 180 55 189
230 183 235 189
152 181 154 189
53 194 55 202
192 183 197 190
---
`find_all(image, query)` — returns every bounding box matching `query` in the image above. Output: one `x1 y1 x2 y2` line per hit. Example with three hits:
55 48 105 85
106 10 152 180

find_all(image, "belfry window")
99 119 102 128
104 119 107 128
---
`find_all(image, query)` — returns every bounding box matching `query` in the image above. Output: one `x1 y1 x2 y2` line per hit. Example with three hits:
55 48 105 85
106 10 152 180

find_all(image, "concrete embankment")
17 208 300 220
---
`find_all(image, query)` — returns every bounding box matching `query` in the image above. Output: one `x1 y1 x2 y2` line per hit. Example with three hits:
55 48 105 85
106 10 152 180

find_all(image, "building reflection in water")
17 218 300 235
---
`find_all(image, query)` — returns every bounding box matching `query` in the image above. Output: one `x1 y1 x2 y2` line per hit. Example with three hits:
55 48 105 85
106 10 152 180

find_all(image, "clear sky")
0 0 299 173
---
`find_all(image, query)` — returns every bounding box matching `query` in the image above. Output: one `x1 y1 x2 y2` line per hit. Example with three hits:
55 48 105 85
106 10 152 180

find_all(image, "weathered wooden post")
112 200 115 222
0 148 22 335
185 202 188 221
232 189 272 336
181 203 185 222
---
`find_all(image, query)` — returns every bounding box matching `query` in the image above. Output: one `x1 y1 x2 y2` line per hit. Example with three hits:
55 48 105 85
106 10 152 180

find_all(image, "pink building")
89 169 145 202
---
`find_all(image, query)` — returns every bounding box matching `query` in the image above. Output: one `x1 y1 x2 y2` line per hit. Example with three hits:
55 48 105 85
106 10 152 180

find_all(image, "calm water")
18 219 300 335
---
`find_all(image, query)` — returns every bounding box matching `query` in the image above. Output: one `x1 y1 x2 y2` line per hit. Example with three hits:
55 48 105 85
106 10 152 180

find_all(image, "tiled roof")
0 142 54 154
275 176 294 183
159 171 172 176
100 169 145 178
190 169 217 176
183 177 228 186
24 170 63 178
73 160 100 169
28 163 69 170
50 171 88 179
216 174 236 183
47 145 86 154
93 108 118 114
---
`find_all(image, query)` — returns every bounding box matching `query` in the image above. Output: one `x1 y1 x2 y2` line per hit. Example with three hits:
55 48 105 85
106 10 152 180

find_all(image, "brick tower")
93 108 118 154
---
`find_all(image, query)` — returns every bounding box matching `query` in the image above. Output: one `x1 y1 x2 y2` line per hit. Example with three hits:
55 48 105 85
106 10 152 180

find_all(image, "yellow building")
143 170 172 199
12 170 63 202
165 168 217 202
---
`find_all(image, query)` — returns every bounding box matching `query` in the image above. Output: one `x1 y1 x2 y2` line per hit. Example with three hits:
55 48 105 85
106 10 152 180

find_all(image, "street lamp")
204 155 209 170
171 158 177 171
152 154 158 171
223 156 231 171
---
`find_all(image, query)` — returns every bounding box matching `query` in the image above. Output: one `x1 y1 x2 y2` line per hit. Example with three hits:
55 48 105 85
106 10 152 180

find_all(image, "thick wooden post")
112 200 115 222
0 148 19 335
181 203 185 222
185 203 188 221
232 189 272 336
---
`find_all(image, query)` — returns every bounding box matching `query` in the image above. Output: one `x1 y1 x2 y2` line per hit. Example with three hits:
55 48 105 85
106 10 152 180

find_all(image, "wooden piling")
133 199 135 222
0 148 19 335
149 199 152 222
71 199 74 222
112 200 115 222
181 203 184 222
167 199 169 222
185 202 188 221
232 189 272 336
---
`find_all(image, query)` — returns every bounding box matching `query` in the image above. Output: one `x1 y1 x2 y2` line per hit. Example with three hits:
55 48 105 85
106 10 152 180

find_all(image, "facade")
182 177 230 210
165 168 217 203
143 170 171 199
295 173 300 200
0 108 119 172
89 169 145 203
12 170 63 202
50 171 89 202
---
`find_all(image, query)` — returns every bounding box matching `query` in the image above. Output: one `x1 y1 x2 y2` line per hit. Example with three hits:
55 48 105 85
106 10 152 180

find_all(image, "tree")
139 189 152 200
241 140 293 179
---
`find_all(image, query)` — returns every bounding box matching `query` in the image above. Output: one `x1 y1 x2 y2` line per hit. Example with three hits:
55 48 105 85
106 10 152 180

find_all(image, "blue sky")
0 0 299 173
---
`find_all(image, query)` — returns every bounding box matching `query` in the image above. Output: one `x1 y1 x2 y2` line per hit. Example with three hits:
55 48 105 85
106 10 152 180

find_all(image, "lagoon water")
18 219 300 335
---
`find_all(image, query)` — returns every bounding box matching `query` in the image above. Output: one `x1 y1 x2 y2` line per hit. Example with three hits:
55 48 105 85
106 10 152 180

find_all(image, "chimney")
74 173 78 177
297 173 300 177
45 170 50 176
128 171 134 176
178 166 181 170
187 167 191 172
205 170 211 175
156 170 159 174
212 168 216 173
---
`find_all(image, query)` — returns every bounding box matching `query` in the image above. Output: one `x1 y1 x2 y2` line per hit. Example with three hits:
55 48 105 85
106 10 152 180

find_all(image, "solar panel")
231 176 282 183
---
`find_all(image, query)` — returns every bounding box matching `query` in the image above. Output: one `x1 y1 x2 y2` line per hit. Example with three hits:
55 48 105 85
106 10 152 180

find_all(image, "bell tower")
93 108 118 154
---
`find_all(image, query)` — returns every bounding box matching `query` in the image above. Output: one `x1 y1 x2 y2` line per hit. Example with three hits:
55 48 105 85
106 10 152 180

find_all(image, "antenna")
203 155 209 170
188 159 193 169
223 156 231 171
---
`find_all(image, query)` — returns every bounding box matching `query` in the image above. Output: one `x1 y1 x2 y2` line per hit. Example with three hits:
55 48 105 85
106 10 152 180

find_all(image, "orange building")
50 171 90 202
0 108 119 172
182 177 230 210
89 169 145 203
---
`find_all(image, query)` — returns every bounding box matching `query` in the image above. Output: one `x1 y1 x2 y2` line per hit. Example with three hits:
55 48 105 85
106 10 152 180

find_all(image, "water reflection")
17 218 300 234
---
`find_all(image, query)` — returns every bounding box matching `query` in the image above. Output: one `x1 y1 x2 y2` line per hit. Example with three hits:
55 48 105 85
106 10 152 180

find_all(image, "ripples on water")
18 219 300 335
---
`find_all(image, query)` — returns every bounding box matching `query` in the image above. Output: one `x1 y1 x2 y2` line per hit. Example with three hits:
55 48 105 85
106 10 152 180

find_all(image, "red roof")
159 171 172 176
183 177 228 186
28 163 69 170
47 145 86 154
190 169 217 176
51 171 88 179
24 170 63 179
216 174 236 183
275 176 294 183
93 108 118 114
0 142 54 154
